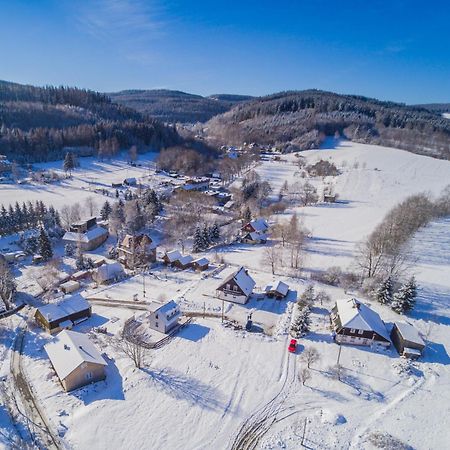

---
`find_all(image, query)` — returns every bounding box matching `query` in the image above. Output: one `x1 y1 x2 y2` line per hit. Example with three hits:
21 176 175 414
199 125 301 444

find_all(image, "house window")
233 285 238 292
226 284 231 290
85 371 93 380
350 329 356 334
156 322 159 328
358 329 364 335
155 314 158 319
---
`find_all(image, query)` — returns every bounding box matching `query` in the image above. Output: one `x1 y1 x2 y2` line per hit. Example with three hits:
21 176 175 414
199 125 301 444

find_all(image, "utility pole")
336 345 342 381
301 417 308 447
221 299 225 323
203 302 206 319
142 270 146 298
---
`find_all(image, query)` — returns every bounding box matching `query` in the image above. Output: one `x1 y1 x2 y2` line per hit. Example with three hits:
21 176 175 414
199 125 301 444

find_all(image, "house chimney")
64 344 70 350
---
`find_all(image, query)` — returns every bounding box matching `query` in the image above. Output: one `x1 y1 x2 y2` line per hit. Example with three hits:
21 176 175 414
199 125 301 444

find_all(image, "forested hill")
108 89 253 123
0 80 180 163
205 90 450 160
414 103 450 114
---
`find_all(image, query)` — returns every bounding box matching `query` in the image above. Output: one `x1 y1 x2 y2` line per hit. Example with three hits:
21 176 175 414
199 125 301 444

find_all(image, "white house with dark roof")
148 300 181 333
216 267 256 304
45 330 107 391
330 298 391 347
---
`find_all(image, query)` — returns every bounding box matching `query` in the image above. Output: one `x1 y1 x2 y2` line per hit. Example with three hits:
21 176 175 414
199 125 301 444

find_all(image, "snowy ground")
1 141 450 450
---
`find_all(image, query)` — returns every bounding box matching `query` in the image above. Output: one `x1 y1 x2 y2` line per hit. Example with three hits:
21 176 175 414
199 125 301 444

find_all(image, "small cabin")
192 257 209 272
60 280 80 295
390 321 425 359
265 281 289 299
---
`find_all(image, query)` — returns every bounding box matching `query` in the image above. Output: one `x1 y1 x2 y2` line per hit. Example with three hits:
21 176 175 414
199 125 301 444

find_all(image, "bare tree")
262 245 280 275
301 347 321 369
298 366 311 386
84 196 97 218
116 336 145 369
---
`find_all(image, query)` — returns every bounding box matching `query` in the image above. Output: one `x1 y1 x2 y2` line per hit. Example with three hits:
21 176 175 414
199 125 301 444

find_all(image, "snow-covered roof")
222 267 256 296
63 226 108 243
95 262 124 281
165 250 182 262
193 257 209 266
148 299 179 314
246 231 267 241
60 280 80 289
394 321 425 346
37 294 90 323
266 280 289 296
248 218 269 232
179 255 194 265
45 330 107 381
335 298 390 341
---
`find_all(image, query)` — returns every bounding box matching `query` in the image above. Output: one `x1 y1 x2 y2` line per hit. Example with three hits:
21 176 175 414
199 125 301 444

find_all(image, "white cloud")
75 0 166 46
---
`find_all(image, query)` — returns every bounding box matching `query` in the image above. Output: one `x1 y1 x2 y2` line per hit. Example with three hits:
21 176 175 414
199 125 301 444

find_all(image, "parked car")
288 339 297 353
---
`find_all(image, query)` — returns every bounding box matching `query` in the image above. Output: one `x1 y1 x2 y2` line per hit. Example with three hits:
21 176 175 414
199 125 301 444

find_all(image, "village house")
148 300 181 334
35 294 92 334
0 155 12 173
63 217 109 251
390 321 425 359
118 233 157 269
59 280 80 295
323 193 337 203
92 262 125 285
44 330 107 392
216 266 256 305
181 177 210 192
330 298 391 347
175 255 194 270
265 280 290 299
123 177 137 186
240 218 269 244
162 250 182 266
192 257 209 272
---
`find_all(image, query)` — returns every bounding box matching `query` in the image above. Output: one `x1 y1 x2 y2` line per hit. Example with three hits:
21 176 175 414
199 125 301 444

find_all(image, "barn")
390 321 425 359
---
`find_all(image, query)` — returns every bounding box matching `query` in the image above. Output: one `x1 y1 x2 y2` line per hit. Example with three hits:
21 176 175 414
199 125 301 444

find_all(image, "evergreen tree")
192 227 203 253
392 276 417 313
65 243 75 257
100 201 112 220
300 284 315 305
211 223 220 241
63 152 75 176
38 227 53 260
21 202 29 229
115 189 119 198
202 224 211 249
376 277 393 305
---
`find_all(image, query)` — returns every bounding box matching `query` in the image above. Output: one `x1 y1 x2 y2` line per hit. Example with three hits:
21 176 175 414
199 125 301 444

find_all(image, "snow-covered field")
1 141 450 450
0 153 158 210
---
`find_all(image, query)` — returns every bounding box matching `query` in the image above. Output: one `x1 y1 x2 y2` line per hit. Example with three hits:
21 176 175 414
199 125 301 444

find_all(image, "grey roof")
394 321 425 346
63 226 108 243
37 294 90 323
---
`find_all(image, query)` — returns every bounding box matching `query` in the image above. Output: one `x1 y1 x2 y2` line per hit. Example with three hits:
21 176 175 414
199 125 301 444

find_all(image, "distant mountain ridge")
108 89 253 123
414 103 450 114
205 90 450 160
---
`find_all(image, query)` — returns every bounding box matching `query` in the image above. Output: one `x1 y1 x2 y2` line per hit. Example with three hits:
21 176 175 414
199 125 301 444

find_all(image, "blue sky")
1 0 449 103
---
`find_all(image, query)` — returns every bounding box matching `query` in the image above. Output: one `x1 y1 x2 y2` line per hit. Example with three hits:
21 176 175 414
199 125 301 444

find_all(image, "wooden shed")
390 321 425 359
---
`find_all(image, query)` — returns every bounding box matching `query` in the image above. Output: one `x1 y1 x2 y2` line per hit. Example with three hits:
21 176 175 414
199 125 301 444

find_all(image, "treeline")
0 80 181 162
207 90 450 160
356 186 450 280
0 200 62 236
0 120 180 163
